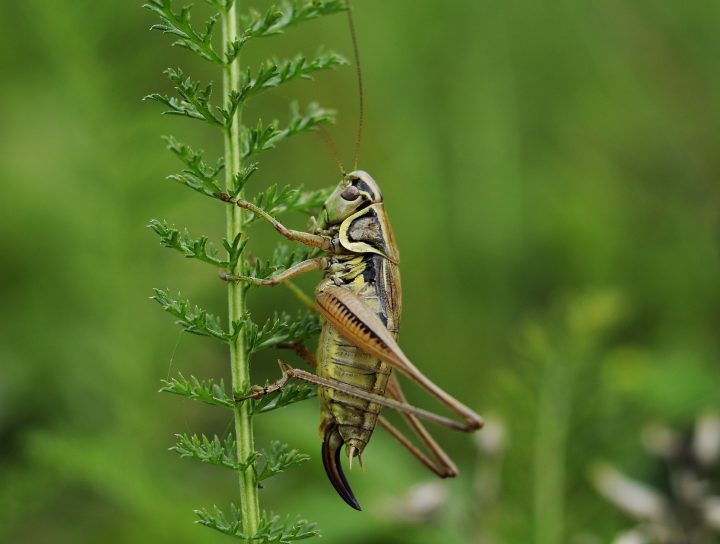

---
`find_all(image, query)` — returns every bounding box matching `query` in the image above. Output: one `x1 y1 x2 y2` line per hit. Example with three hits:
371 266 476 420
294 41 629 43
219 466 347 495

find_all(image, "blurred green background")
2 1 720 543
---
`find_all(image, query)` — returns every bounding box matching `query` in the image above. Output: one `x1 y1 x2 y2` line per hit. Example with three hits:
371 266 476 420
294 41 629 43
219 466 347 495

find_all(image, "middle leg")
237 362 470 431
249 345 461 478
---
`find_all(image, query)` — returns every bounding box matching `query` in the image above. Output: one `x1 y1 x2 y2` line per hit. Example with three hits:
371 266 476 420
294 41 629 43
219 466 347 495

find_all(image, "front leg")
220 192 332 250
220 257 327 286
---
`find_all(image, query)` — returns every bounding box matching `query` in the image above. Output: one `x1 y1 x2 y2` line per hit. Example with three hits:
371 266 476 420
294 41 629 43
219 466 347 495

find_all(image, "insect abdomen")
316 250 401 510
317 322 391 449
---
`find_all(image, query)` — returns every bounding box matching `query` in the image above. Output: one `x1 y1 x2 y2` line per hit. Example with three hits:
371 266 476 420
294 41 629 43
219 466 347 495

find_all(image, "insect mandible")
218 1 483 511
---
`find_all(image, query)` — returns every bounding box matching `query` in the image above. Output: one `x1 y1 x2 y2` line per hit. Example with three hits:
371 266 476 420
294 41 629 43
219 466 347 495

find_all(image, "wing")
315 285 483 431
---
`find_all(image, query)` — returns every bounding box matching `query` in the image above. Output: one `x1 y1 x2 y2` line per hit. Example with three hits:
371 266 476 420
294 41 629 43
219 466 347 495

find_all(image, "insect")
218 1 483 511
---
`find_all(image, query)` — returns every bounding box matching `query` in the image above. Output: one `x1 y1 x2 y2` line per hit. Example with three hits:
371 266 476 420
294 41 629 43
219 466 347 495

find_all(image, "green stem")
222 3 261 539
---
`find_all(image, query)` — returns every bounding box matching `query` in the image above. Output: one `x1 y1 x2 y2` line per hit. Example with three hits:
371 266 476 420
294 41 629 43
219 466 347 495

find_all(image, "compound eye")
341 185 360 201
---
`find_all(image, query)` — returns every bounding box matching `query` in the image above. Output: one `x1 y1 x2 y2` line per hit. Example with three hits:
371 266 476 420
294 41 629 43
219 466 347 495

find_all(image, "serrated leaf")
152 288 244 342
244 243 318 284
162 136 224 198
255 512 320 543
244 185 331 228
160 372 235 408
149 220 227 266
255 441 310 481
233 51 346 108
239 102 336 160
247 310 321 353
145 68 224 126
226 0 346 63
247 380 317 415
195 503 245 537
222 233 248 272
172 433 260 471
230 162 259 197
195 506 320 542
144 0 224 63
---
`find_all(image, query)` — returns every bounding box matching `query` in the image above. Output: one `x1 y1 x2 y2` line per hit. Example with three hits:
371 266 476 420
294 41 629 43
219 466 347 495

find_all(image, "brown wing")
315 285 483 431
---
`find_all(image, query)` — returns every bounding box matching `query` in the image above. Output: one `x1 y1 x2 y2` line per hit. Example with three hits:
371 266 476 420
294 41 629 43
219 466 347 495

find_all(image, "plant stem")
222 3 261 539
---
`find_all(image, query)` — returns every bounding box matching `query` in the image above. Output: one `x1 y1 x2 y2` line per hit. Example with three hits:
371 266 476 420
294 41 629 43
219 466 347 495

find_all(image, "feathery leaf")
149 220 229 267
250 381 317 415
145 68 224 126
194 506 320 542
152 288 246 342
241 102 336 159
255 441 310 481
225 0 347 62
163 135 224 198
172 433 259 470
160 372 235 408
246 310 321 353
144 0 224 63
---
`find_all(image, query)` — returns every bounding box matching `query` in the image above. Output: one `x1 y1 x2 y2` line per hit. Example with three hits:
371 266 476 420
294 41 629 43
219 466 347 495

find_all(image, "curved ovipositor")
322 424 362 511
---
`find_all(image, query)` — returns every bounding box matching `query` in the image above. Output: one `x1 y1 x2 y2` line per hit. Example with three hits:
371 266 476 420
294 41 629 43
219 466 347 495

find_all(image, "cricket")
218 1 483 511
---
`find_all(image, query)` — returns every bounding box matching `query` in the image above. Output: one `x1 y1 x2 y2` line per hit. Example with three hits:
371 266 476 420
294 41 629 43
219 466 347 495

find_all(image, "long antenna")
345 0 364 171
317 127 346 176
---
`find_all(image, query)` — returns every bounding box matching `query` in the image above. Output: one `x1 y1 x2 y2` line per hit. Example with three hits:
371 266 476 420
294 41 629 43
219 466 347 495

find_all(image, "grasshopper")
218 3 483 511
220 172 483 510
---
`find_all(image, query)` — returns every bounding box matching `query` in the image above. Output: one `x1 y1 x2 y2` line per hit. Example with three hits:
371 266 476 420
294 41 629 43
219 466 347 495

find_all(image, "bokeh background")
2 1 720 543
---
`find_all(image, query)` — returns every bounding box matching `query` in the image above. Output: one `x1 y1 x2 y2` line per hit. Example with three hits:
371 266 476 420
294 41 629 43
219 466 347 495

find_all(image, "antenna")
317 127 346 176
345 0 364 171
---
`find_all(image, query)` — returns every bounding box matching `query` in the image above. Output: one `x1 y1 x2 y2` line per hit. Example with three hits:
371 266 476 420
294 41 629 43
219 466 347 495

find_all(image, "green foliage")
195 505 320 542
255 441 310 481
245 243 319 282
171 435 309 481
163 135 224 198
4 1 720 543
250 381 317 415
236 51 347 106
144 0 224 63
149 220 247 271
145 68 224 126
160 372 236 408
242 102 337 159
149 220 226 266
144 54 345 129
172 433 256 471
159 371 316 414
229 0 347 62
229 162 260 198
246 311 321 353
146 0 347 66
152 289 244 342
146 0 346 537
242 182 331 227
